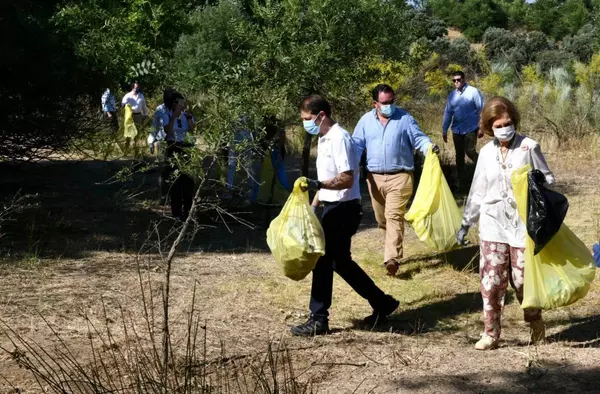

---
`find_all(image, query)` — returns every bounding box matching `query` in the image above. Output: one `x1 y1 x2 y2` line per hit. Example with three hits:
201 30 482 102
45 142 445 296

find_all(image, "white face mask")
493 125 516 142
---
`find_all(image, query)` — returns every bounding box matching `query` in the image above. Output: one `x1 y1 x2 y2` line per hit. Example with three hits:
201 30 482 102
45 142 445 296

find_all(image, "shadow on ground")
0 160 290 259
547 315 600 348
394 365 600 393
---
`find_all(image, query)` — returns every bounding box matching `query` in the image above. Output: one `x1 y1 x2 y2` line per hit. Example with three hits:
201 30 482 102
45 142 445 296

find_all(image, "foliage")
428 0 508 41
525 0 591 40
53 0 201 91
172 0 443 128
482 27 555 70
563 24 600 62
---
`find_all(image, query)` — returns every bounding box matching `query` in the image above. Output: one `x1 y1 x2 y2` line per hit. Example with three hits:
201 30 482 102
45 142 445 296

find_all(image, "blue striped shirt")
442 84 484 135
353 108 432 173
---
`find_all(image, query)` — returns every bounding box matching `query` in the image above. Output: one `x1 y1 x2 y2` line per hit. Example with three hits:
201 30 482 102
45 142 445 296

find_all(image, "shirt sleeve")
121 94 127 106
140 96 149 116
462 156 487 227
332 132 355 174
407 115 432 155
530 143 555 185
352 117 366 158
442 95 453 135
474 89 484 113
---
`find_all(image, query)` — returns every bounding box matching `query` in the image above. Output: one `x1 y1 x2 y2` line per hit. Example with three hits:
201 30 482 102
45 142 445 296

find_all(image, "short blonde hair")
479 96 520 137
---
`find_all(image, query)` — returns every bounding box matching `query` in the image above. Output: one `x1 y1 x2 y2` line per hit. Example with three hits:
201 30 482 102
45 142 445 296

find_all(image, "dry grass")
0 147 599 392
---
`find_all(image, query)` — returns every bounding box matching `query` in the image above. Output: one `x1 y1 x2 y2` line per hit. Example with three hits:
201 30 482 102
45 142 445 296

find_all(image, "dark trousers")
161 142 194 219
310 199 389 321
452 130 479 182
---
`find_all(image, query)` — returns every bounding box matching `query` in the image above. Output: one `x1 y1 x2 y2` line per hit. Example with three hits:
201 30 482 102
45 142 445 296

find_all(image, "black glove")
432 144 440 154
457 225 470 245
304 178 322 191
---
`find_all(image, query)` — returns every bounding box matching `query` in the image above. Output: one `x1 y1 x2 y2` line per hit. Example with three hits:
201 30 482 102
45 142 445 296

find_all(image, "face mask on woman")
493 124 516 142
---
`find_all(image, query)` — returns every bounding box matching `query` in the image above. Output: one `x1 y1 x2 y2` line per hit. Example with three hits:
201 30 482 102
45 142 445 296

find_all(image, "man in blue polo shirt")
353 84 438 276
442 70 484 190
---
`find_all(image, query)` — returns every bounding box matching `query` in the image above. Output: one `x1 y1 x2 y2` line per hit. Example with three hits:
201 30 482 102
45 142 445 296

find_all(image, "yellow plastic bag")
123 104 138 139
511 165 596 310
406 145 462 251
266 177 325 280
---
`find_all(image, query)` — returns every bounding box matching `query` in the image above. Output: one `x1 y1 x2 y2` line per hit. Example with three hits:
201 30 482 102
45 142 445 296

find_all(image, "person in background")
353 84 438 277
121 81 149 125
291 95 399 336
442 70 484 190
149 88 176 155
458 96 554 350
162 92 196 221
101 88 118 131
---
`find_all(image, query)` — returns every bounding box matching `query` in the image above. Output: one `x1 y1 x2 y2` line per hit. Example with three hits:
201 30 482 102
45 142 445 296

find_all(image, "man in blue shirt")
442 70 484 190
353 84 438 276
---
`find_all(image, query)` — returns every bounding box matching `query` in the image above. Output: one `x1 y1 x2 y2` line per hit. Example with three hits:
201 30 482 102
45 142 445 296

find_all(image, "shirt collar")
457 83 469 94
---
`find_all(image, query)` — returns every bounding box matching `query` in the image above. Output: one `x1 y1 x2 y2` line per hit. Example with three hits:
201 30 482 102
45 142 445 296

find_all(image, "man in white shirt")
121 81 149 125
291 95 399 337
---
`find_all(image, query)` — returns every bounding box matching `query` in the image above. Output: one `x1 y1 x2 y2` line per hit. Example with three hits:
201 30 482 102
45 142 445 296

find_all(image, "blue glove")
457 225 470 246
593 243 600 268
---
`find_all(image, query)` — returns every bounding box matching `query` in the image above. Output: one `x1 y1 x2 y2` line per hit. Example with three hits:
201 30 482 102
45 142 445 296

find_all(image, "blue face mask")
380 103 395 118
135 87 141 94
303 114 322 135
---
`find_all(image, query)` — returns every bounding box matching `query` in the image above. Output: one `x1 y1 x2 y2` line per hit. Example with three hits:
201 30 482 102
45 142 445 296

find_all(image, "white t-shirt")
462 134 555 247
316 123 361 202
121 91 149 116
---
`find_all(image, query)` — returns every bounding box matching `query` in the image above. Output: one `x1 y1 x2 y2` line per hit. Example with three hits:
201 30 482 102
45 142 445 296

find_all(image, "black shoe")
290 318 330 337
363 296 400 328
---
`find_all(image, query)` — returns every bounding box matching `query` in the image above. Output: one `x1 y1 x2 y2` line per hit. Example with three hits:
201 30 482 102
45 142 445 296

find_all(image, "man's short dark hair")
371 84 395 102
453 70 465 79
300 95 332 117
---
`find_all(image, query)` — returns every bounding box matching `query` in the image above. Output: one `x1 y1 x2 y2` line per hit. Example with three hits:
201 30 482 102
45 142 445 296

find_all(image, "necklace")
496 145 519 228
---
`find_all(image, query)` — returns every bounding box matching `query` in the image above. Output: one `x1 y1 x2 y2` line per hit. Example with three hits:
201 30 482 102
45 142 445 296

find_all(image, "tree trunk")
302 133 312 177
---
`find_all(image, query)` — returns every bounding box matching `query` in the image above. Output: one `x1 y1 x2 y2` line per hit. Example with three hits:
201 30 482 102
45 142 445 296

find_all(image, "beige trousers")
366 172 414 263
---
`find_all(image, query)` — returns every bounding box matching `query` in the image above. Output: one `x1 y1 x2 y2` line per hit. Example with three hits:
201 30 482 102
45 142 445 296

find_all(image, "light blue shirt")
101 89 116 112
442 84 484 136
353 108 432 173
162 110 195 143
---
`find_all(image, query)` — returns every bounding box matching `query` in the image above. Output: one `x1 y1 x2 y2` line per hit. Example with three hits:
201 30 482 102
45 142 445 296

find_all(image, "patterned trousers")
479 240 542 339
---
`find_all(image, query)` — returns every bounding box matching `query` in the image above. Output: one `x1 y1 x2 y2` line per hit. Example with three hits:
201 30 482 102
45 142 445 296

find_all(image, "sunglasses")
452 78 463 83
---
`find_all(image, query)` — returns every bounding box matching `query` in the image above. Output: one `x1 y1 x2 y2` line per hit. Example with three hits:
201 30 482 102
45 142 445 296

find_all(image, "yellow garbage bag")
123 104 138 139
511 165 595 310
406 145 462 251
266 177 325 280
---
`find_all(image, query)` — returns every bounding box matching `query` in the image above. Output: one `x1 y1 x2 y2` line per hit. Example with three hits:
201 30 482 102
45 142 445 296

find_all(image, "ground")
0 141 599 393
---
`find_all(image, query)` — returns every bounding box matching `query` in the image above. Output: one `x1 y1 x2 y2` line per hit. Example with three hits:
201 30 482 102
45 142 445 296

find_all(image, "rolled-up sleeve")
530 143 555 185
407 116 432 155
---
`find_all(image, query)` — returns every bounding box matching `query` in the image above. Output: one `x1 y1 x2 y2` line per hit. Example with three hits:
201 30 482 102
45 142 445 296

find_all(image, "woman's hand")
457 225 470 245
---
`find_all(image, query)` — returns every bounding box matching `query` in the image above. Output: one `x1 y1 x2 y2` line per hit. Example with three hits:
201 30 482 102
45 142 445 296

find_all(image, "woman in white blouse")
457 96 555 350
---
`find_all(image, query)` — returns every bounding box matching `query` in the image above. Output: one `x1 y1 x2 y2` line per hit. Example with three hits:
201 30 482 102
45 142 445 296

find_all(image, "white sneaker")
530 320 545 344
475 334 499 350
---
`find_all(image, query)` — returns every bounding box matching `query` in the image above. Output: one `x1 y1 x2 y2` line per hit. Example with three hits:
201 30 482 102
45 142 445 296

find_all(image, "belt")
369 169 411 175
